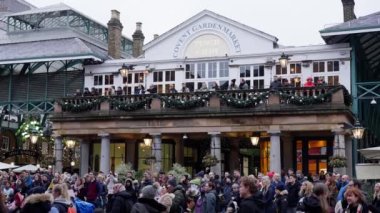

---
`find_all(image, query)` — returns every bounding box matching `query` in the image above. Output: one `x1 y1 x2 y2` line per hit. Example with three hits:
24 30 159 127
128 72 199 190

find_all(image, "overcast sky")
27 0 380 46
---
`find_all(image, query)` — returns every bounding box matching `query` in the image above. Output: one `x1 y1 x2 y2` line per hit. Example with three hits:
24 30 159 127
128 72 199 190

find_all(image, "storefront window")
162 143 173 172
260 141 270 174
308 140 327 155
184 147 197 175
138 143 152 172
296 140 302 171
92 143 126 172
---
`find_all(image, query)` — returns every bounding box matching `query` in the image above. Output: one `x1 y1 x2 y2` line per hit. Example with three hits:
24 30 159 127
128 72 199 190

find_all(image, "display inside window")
308 140 327 156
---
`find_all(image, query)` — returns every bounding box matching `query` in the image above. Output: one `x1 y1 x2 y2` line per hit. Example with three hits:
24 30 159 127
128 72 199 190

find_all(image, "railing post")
54 102 62 113
268 93 280 105
331 88 344 104
100 101 110 110
209 94 220 108
151 98 161 110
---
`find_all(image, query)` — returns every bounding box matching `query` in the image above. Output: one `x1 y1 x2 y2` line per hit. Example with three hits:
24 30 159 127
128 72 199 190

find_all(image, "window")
327 76 339 86
290 77 301 87
313 62 325 73
240 65 250 77
162 143 174 172
276 65 287 75
219 61 229 77
327 61 339 72
260 140 270 174
165 71 175 81
197 63 206 78
137 143 152 171
123 73 133 84
153 71 163 82
134 73 144 84
94 75 103 86
123 86 132 95
185 64 195 79
1 136 9 151
184 147 197 175
253 65 264 77
252 79 264 89
290 63 301 74
185 82 194 92
104 75 114 85
208 62 217 78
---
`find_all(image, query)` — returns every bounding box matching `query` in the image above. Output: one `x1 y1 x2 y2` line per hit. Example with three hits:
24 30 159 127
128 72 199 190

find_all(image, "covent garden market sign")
173 22 242 58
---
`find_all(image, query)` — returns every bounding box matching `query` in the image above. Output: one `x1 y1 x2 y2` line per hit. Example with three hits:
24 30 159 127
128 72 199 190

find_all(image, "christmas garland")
15 119 43 142
202 154 218 167
160 92 211 110
110 97 150 111
59 97 106 113
218 91 270 108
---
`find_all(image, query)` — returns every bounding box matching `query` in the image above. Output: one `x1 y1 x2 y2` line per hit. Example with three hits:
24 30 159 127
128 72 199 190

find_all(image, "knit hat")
276 184 285 191
267 172 274 179
141 185 157 199
167 179 177 187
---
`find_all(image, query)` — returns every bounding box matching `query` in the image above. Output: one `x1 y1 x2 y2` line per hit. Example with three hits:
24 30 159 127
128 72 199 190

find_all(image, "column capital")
331 128 346 135
268 130 281 136
208 132 221 136
98 132 110 137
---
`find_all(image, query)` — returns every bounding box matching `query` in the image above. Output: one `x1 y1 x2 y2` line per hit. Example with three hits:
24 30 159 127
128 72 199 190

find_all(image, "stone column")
54 135 63 173
269 131 281 174
99 133 110 174
209 132 222 175
332 129 347 174
151 134 162 172
80 139 90 176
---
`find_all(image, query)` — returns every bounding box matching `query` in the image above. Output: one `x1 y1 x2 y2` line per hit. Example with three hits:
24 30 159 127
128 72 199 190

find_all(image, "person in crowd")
238 176 262 213
229 79 238 90
83 87 91 96
125 178 137 203
239 79 249 90
73 177 86 201
298 181 314 201
146 84 157 94
3 181 14 203
158 184 174 213
335 179 363 212
116 86 123 95
261 176 275 213
211 81 220 91
107 183 133 213
181 83 191 93
74 88 82 97
286 174 300 213
222 177 233 212
135 84 145 95
270 76 282 90
97 175 108 209
337 175 350 201
274 184 288 213
20 192 52 213
131 185 166 213
325 172 338 208
233 170 241 184
90 87 98 96
184 196 196 213
167 179 186 213
106 172 117 202
50 184 72 213
339 187 369 213
197 82 208 92
168 84 177 93
85 173 100 207
297 182 330 213
370 182 380 213
141 171 153 188
304 77 315 87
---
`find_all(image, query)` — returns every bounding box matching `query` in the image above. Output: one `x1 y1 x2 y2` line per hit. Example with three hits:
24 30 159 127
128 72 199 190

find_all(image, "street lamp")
119 64 134 78
279 52 290 69
70 161 75 166
250 133 260 146
65 139 76 149
351 120 365 140
30 132 39 144
143 134 152 146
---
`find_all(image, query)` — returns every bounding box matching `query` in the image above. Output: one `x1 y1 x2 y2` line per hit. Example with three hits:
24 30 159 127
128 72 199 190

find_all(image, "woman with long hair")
344 187 369 213
260 176 275 213
299 181 314 199
297 182 330 213
370 182 380 213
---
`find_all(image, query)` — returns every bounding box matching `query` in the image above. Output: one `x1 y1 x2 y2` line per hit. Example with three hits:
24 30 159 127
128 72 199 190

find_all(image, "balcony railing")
55 86 351 114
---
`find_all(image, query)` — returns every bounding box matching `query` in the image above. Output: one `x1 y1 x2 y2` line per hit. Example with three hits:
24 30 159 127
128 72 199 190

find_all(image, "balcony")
51 86 352 121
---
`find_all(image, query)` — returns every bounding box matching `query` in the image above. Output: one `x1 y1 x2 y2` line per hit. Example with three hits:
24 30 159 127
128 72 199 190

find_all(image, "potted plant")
202 154 218 167
328 155 347 168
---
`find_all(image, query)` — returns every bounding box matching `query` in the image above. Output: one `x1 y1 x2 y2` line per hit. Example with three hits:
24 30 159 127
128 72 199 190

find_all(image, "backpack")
52 202 69 213
74 198 95 213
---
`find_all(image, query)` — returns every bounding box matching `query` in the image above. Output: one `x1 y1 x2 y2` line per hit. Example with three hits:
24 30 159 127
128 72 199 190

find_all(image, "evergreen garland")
160 92 211 110
110 98 150 111
59 97 106 113
218 91 270 108
15 118 43 142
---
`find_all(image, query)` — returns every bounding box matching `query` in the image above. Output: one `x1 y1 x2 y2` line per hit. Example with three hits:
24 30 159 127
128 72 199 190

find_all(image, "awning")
13 164 39 172
358 146 380 160
0 162 18 170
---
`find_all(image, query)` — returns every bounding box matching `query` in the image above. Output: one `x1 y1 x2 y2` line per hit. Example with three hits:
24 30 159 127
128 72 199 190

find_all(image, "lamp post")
250 133 260 146
30 131 39 144
351 118 365 178
119 64 131 78
279 53 290 69
143 134 152 147
65 139 76 172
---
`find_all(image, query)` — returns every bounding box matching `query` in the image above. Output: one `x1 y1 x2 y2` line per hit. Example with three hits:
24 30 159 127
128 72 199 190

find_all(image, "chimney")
341 0 356 22
153 34 159 39
132 22 145 58
107 10 123 59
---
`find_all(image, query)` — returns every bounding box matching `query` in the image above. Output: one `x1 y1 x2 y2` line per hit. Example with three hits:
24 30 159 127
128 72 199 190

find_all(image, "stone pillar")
80 140 90 176
54 135 63 173
333 129 347 174
269 131 281 174
151 134 162 172
229 139 240 172
209 132 222 175
99 133 110 174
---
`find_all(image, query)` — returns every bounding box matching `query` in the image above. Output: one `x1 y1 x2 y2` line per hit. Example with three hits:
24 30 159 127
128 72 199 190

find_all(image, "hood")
303 195 321 208
23 193 52 205
137 197 167 212
53 197 71 205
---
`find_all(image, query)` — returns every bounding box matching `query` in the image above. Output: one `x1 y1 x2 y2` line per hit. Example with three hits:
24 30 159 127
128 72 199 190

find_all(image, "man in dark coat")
131 185 166 213
107 183 133 213
238 176 263 213
21 193 52 213
167 179 186 213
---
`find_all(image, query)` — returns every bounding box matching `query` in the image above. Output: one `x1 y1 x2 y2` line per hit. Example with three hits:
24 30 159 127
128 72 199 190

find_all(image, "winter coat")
261 186 275 213
202 190 217 213
158 193 174 213
274 190 288 213
21 193 52 213
371 196 380 213
238 194 263 213
131 197 167 213
50 197 71 213
297 194 322 213
107 191 133 213
169 186 186 213
286 182 300 207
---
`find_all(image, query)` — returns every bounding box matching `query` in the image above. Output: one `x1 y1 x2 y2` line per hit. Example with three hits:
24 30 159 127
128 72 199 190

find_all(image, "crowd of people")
0 168 379 213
